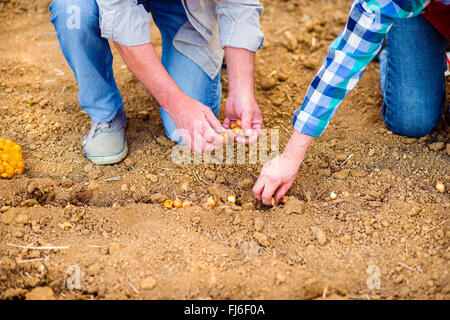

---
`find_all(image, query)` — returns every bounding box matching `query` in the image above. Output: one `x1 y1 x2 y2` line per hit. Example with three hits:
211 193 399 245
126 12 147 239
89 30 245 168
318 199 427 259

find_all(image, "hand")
169 94 226 153
113 43 226 153
223 94 263 144
253 131 313 205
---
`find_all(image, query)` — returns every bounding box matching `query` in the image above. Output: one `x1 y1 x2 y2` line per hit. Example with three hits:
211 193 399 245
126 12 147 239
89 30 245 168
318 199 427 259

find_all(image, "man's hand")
223 94 262 144
253 131 313 205
114 42 225 153
170 95 226 153
223 47 262 144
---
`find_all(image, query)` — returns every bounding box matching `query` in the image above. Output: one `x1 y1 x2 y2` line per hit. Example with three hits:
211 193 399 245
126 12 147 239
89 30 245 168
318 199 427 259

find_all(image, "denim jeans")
379 15 448 138
50 0 221 143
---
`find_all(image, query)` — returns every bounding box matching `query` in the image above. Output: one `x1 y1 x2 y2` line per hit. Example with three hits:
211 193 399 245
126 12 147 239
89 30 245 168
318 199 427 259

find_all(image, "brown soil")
0 0 449 300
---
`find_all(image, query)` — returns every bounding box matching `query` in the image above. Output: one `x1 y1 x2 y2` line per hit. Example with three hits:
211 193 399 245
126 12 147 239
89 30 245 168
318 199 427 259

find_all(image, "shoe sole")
84 143 128 165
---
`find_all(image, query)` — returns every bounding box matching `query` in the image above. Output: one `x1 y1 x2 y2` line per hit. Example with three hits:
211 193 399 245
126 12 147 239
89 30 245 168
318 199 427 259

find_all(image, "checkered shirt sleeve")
292 0 433 137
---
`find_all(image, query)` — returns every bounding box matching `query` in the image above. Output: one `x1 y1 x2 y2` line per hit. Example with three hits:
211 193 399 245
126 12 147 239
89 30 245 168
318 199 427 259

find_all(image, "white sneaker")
82 108 128 165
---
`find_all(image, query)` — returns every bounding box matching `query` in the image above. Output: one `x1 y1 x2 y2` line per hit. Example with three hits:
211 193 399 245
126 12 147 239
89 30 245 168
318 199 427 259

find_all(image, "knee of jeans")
50 0 98 30
386 108 440 138
384 89 444 137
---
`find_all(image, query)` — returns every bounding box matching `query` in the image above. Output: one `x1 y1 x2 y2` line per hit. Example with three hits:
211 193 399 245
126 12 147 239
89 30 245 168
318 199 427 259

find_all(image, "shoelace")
93 120 112 133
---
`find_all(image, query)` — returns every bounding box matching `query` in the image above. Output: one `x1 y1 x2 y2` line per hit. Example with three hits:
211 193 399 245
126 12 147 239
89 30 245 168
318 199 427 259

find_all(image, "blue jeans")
379 15 448 138
50 0 221 143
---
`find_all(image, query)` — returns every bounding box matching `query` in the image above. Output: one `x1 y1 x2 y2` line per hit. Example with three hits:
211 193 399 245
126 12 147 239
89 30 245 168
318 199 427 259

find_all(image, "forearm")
114 42 183 114
224 47 255 97
283 131 314 165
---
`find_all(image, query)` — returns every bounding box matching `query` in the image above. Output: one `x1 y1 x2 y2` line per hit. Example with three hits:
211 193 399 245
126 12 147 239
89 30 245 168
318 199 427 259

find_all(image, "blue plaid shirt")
293 0 449 137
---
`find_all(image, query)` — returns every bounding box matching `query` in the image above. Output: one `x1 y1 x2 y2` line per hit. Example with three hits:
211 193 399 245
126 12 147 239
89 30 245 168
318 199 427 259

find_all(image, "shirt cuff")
100 4 151 47
217 7 264 52
292 109 330 137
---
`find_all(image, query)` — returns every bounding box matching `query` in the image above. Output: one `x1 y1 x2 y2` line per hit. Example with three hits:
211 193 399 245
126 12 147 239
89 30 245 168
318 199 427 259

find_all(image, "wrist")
282 130 313 165
162 90 186 115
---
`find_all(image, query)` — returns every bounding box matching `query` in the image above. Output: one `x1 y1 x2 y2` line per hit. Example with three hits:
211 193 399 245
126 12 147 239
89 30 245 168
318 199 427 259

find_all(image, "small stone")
0 206 11 213
282 196 304 215
332 169 351 179
282 31 298 51
0 257 16 270
311 226 327 245
124 158 135 167
140 276 157 290
83 163 94 173
137 111 150 120
368 201 382 208
15 213 30 225
27 182 37 194
87 181 100 191
204 169 216 181
260 77 278 90
146 174 158 183
2 288 27 300
277 72 289 82
20 199 39 207
150 193 167 203
408 207 421 217
340 233 352 244
335 154 348 161
237 178 254 189
254 216 265 232
60 179 74 188
402 137 416 144
87 263 102 276
429 142 444 151
25 286 55 300
253 232 269 247
156 136 175 147
394 274 405 284
276 273 286 284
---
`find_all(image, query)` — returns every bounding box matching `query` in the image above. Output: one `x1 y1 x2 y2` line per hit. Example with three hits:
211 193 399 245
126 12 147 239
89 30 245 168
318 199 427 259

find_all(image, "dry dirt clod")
15 213 30 225
428 142 445 151
282 31 298 51
0 206 11 212
2 288 28 300
87 263 103 276
124 158 135 167
146 173 158 183
150 193 167 203
311 227 327 245
332 169 351 179
25 286 55 300
204 169 216 181
253 232 269 247
237 178 254 189
156 136 175 147
20 199 40 207
254 216 265 232
282 196 304 215
140 276 157 290
259 77 278 90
